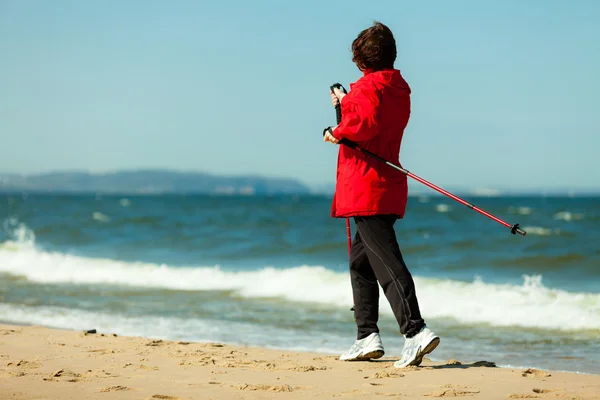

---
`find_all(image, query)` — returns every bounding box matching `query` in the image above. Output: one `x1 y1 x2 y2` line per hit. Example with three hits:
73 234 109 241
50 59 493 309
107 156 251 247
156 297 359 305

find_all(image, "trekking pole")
327 83 527 237
330 84 354 256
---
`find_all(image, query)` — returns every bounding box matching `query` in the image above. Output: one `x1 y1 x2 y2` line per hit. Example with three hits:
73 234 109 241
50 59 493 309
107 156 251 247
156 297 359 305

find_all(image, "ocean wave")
92 212 111 223
436 204 451 213
0 303 346 354
554 211 584 221
2 219 599 332
521 226 559 236
508 207 533 215
1 241 599 332
2 217 35 248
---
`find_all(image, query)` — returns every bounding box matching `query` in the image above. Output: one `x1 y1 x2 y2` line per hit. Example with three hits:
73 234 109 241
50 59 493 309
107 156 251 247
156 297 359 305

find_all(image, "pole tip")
511 223 527 236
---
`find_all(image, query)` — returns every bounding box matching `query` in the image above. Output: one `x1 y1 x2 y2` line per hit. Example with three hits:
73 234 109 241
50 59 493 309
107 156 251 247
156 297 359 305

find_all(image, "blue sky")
1 0 598 192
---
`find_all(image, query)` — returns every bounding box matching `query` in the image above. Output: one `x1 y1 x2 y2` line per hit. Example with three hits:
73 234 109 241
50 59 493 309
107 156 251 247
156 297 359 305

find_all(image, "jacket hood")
361 69 411 95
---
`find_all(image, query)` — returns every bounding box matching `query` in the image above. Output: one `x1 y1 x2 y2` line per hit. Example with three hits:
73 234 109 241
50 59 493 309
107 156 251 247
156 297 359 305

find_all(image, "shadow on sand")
367 359 497 370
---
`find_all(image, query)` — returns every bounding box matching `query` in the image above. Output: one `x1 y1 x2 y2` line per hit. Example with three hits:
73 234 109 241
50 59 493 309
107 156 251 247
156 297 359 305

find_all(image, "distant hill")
1 171 596 197
0 170 311 195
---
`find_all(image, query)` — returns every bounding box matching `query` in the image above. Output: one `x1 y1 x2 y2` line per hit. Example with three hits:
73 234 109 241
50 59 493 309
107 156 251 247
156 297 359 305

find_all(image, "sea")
1 193 599 374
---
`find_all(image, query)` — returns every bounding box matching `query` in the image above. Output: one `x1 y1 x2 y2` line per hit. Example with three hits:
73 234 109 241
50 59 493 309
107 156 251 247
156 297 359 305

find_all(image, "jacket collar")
361 68 375 76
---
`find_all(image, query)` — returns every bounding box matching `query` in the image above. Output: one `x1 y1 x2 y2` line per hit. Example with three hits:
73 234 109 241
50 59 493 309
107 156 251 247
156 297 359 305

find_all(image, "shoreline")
1 323 599 400
0 319 600 376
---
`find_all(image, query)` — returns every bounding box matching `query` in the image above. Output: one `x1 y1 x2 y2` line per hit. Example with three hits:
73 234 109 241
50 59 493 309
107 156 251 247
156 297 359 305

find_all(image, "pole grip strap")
330 83 347 125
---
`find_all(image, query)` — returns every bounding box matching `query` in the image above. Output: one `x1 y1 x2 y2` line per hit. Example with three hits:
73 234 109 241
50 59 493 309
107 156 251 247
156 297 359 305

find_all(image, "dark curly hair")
351 21 397 71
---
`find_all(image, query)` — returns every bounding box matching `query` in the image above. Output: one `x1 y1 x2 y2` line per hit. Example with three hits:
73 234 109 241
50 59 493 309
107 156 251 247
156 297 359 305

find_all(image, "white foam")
2 220 599 332
92 212 110 223
436 204 451 213
119 198 131 207
1 241 599 332
2 217 35 249
471 188 501 197
509 207 533 215
521 226 558 236
418 275 600 331
554 211 584 221
0 303 347 354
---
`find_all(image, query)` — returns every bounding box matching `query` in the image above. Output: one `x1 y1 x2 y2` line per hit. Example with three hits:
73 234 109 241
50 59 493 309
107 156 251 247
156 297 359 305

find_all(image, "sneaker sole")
343 349 385 361
359 349 384 361
410 337 440 367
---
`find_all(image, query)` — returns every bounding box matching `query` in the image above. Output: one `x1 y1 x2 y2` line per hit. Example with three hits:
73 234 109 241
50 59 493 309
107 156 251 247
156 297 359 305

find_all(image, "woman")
323 21 439 368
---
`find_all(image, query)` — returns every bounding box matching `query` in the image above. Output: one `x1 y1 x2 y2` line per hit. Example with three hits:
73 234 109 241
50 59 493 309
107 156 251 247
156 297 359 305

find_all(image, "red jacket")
331 69 411 218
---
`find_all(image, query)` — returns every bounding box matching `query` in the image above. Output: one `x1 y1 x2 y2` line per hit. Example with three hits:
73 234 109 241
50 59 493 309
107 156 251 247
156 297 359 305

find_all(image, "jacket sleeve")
333 86 380 143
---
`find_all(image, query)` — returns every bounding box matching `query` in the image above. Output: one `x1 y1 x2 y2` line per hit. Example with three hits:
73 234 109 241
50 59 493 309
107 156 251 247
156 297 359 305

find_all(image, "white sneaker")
394 325 440 368
339 332 385 361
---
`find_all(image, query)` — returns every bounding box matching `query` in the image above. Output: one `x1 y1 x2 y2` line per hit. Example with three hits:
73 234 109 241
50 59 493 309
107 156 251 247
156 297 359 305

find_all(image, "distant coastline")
0 170 309 196
0 170 597 196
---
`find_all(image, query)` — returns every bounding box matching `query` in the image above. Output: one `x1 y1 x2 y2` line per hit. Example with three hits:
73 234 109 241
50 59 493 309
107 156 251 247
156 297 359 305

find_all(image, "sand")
1 324 599 400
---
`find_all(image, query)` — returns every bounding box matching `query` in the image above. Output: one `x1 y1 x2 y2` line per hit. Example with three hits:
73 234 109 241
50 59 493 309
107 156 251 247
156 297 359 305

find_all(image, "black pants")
350 215 425 340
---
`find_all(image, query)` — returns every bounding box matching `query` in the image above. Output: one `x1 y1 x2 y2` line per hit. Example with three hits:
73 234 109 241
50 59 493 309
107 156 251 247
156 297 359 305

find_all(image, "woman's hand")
323 127 340 144
330 87 347 107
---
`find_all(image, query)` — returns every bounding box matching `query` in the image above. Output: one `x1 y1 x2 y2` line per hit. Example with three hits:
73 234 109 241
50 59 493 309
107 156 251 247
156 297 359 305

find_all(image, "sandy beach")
1 324 598 400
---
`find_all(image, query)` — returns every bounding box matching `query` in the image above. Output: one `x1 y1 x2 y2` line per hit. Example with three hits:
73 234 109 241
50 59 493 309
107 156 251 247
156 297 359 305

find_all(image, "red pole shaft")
338 138 525 236
405 171 512 229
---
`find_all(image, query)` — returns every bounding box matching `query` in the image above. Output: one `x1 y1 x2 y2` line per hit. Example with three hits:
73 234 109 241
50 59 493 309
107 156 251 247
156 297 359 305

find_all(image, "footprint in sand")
0 329 21 335
44 368 82 383
197 343 224 348
150 395 180 400
4 362 31 378
521 369 551 378
87 348 117 355
100 386 132 392
233 360 277 371
137 364 159 371
424 384 480 397
402 365 431 371
6 360 41 370
289 365 327 372
338 389 371 397
237 383 295 392
509 388 563 398
365 370 404 379
532 388 561 394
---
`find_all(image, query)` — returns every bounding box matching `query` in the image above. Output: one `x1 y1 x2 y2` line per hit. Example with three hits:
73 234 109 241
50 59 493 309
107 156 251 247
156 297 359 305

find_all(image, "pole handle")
330 83 347 124
511 224 527 236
